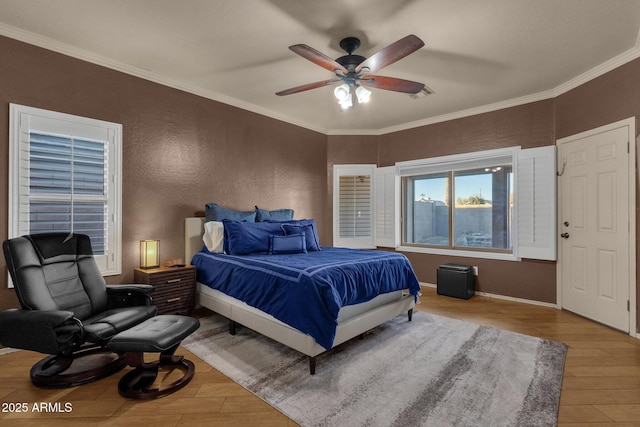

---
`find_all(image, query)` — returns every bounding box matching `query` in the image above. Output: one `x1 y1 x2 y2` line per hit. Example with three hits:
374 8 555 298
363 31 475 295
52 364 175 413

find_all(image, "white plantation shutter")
516 145 557 260
333 164 376 248
25 132 109 254
339 175 372 237
9 104 122 275
375 166 399 248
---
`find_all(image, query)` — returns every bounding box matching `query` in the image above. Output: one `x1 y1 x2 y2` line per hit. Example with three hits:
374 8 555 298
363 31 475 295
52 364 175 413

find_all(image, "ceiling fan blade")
355 34 425 74
276 79 340 96
289 44 349 74
359 75 425 94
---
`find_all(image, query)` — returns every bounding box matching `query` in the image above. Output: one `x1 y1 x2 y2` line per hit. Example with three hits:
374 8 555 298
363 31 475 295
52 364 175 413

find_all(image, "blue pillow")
205 203 256 222
255 206 294 222
269 234 307 254
281 219 321 251
223 220 285 255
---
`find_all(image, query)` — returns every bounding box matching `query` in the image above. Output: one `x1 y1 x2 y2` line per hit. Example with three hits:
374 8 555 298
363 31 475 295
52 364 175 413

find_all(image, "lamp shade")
140 239 160 268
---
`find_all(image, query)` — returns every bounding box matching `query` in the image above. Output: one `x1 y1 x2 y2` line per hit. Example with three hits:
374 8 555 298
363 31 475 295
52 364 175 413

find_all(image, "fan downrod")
339 37 361 55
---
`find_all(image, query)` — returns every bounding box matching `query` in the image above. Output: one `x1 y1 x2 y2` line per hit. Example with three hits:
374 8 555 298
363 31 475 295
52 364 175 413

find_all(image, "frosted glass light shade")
355 85 371 103
333 83 350 101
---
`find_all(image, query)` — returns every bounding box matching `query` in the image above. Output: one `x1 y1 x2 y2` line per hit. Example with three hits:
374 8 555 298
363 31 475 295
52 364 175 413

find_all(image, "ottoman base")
118 343 195 399
108 315 200 399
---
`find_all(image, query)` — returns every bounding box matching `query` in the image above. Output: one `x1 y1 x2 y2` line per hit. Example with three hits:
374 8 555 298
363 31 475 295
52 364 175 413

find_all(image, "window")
333 147 556 260
404 172 451 247
9 104 122 275
403 166 513 252
396 146 556 260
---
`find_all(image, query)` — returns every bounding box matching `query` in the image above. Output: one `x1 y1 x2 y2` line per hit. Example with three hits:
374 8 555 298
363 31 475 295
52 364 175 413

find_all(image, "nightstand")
134 265 196 315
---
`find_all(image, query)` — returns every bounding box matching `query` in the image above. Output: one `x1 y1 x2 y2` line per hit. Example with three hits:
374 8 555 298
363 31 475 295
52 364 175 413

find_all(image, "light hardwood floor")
1 285 640 426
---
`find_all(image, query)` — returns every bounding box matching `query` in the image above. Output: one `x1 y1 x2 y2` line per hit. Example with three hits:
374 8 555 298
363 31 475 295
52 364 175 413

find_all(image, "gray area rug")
182 311 567 427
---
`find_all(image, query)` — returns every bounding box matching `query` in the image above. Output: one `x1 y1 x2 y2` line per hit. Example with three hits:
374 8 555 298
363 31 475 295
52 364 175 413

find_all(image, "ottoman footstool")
107 314 200 399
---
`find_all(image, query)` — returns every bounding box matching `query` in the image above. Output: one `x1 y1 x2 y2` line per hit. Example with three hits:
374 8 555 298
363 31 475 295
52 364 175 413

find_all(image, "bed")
185 215 420 374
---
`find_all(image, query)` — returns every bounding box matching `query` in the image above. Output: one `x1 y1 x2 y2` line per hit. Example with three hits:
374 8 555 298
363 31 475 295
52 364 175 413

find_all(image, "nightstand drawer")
151 285 194 314
146 269 194 286
134 266 196 315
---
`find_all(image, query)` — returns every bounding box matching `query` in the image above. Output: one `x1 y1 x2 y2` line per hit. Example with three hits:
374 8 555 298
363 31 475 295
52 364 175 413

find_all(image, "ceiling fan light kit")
276 34 427 111
334 84 371 110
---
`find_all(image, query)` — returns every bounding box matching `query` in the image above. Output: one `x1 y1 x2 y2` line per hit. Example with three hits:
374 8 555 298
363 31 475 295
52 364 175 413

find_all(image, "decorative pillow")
268 233 307 255
255 206 294 222
202 221 224 253
205 203 256 222
281 219 321 251
223 220 285 255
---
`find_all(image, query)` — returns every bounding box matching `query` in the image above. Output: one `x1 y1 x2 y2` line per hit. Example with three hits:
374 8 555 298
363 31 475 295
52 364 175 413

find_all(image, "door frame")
556 117 637 337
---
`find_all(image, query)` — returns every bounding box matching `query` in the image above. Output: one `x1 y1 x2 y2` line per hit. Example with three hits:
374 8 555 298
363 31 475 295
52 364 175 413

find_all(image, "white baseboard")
420 283 560 309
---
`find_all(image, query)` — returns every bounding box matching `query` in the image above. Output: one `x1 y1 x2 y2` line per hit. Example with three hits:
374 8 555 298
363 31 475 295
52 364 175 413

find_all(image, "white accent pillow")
203 221 224 253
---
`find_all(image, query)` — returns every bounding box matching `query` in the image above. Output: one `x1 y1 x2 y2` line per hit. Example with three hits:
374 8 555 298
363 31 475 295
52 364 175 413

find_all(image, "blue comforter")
191 247 420 349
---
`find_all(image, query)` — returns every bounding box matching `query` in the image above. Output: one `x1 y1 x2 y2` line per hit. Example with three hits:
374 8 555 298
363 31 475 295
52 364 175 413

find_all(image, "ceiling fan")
276 34 428 110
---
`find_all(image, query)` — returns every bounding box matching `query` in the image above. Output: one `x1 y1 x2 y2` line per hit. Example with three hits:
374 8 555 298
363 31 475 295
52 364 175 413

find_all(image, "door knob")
560 232 570 239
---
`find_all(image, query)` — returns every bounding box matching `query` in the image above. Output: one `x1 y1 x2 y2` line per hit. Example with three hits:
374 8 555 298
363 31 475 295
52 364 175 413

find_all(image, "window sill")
396 245 520 261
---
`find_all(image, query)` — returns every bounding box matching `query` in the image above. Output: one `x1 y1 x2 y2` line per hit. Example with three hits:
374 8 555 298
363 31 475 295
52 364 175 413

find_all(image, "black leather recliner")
0 233 157 388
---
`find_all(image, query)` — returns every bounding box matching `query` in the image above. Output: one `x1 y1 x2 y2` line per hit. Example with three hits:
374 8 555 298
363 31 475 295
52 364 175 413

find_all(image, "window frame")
402 166 514 253
9 104 123 276
397 147 520 261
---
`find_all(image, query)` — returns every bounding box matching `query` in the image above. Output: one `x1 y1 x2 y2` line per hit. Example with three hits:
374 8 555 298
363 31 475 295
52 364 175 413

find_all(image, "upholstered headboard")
185 217 206 265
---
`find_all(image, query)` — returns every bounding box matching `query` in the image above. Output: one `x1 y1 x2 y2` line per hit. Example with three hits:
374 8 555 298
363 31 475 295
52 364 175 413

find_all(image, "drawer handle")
166 279 182 284
167 297 181 303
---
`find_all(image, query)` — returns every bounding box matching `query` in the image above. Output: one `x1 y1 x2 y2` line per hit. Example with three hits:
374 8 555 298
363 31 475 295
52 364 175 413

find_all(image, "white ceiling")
1 0 640 135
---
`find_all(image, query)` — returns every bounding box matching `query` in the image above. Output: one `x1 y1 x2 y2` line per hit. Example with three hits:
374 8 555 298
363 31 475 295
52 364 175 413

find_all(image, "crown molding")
374 42 640 136
2 23 639 137
375 90 556 135
550 44 640 97
0 23 328 135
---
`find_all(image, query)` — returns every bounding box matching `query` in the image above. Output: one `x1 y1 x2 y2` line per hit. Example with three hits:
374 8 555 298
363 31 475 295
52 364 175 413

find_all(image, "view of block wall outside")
411 200 511 249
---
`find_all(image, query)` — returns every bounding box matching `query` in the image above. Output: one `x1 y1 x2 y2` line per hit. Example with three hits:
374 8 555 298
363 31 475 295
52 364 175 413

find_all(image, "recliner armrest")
106 284 154 294
106 284 154 308
0 309 82 355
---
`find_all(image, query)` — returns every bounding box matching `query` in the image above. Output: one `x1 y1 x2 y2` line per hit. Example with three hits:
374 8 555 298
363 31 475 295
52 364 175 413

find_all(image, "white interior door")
558 120 633 332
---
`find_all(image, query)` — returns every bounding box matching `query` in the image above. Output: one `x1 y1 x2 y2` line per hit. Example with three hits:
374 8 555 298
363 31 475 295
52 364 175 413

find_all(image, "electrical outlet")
473 266 478 276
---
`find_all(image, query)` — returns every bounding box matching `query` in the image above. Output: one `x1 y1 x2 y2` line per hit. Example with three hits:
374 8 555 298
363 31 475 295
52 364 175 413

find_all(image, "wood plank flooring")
1 285 639 426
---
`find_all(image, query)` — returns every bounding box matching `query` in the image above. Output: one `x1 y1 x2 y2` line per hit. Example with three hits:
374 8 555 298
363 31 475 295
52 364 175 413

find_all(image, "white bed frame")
185 217 415 374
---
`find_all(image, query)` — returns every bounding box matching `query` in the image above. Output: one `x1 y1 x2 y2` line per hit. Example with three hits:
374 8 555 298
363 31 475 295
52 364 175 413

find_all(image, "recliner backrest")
3 233 108 320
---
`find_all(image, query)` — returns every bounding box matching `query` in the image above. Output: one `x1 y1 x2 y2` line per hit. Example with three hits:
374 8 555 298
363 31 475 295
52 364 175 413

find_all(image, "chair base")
108 315 200 399
30 345 127 388
117 344 196 399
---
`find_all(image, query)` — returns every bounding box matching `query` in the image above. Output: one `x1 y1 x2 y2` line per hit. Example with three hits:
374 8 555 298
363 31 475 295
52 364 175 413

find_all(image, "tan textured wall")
555 59 640 140
379 101 558 303
0 36 327 310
